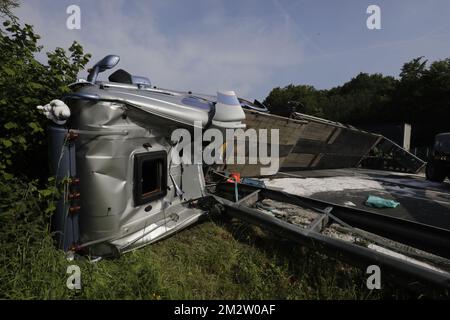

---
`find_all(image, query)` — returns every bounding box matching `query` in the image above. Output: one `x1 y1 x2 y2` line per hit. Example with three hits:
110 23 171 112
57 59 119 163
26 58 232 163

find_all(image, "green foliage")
264 73 397 123
0 0 18 19
0 13 447 300
395 57 450 123
264 58 450 144
0 18 90 299
2 217 407 300
263 85 325 118
0 19 90 179
0 175 64 299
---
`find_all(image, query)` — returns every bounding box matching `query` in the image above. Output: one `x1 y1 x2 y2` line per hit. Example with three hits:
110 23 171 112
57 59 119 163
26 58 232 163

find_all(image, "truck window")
134 151 167 206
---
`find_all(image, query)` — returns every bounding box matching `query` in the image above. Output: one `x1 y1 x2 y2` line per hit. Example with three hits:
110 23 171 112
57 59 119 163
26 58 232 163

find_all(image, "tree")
0 19 91 180
264 73 397 124
394 57 450 145
327 73 397 123
263 84 324 118
399 57 427 81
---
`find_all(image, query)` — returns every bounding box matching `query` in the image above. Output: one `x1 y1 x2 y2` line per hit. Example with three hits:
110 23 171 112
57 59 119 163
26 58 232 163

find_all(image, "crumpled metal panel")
73 85 212 129
61 92 208 254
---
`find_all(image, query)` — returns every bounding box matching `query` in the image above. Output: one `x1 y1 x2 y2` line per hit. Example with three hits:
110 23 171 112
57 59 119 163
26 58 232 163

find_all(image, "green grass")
1 212 416 300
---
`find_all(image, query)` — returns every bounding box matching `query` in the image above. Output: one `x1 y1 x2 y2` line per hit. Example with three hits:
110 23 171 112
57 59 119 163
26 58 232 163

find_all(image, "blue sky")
13 0 450 100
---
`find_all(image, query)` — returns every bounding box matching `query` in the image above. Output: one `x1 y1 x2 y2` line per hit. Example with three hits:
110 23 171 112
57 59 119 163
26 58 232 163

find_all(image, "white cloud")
15 0 304 99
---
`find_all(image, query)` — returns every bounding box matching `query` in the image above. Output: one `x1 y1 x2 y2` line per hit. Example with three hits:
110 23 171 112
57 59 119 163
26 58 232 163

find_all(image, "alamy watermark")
65 5 381 31
66 5 81 30
366 5 381 30
171 121 280 175
66 265 81 290
366 265 381 289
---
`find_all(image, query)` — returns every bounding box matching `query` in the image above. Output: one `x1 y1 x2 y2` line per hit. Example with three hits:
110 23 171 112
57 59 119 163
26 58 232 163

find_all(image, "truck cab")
426 133 450 182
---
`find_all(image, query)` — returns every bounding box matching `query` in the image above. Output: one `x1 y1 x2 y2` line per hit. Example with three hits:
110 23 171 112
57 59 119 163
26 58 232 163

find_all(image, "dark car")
426 133 450 182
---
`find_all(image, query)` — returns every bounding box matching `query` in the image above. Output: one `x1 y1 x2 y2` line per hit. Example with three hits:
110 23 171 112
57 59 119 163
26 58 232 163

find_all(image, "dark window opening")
134 151 167 206
142 160 161 196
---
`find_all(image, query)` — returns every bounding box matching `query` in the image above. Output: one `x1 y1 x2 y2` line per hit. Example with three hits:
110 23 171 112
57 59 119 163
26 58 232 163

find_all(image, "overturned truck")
39 55 449 292
45 55 247 255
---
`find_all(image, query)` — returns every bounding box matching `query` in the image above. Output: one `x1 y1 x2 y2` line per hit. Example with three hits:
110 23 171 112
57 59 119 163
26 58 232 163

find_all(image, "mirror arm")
87 65 100 83
86 55 120 83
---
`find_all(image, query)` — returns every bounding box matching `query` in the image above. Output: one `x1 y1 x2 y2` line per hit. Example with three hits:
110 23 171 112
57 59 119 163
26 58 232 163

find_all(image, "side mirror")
87 55 120 83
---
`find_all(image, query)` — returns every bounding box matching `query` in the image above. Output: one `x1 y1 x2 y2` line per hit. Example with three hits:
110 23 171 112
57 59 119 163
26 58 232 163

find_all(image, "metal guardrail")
211 182 450 292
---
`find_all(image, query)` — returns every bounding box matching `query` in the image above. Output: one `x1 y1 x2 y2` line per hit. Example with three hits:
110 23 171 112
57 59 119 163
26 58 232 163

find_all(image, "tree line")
263 57 450 147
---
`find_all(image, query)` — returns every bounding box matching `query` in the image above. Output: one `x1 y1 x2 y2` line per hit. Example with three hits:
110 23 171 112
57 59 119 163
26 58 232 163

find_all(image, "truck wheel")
426 162 446 182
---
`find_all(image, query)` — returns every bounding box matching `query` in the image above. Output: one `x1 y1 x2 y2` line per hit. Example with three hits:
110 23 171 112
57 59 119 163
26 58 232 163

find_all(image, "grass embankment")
1 208 413 300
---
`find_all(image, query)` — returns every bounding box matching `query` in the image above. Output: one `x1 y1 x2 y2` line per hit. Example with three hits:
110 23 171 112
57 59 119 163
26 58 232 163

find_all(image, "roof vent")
212 91 246 129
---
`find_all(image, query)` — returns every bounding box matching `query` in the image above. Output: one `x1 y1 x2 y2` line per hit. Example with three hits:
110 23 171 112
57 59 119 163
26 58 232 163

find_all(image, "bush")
0 19 90 180
0 19 90 299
